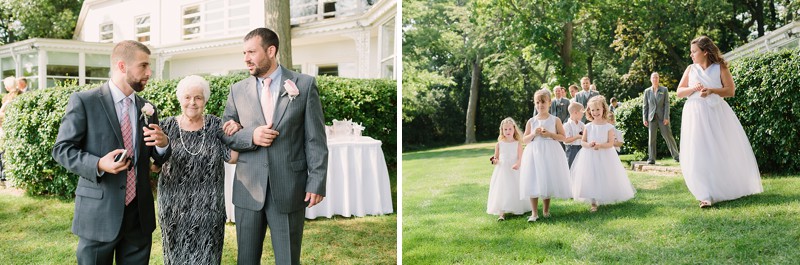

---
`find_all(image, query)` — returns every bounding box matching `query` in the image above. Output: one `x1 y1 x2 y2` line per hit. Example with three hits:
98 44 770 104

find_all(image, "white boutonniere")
281 80 300 102
140 103 154 122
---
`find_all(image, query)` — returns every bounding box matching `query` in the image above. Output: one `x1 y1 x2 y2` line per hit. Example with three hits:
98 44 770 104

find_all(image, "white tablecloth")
224 136 394 220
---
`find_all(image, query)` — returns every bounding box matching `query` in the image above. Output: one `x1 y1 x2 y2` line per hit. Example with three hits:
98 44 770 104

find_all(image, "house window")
99 23 113 43
379 18 395 79
323 1 336 19
182 5 201 40
46 52 79 88
318 65 338 76
135 15 151 43
86 53 111 84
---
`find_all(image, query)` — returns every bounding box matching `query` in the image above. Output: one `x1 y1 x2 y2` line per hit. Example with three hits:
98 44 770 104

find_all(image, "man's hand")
143 124 169 147
305 192 324 208
663 119 670 126
643 120 648 127
252 124 279 147
98 149 131 174
222 120 243 136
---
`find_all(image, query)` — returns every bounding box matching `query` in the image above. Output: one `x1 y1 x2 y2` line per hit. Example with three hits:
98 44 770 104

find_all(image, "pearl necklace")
178 115 206 156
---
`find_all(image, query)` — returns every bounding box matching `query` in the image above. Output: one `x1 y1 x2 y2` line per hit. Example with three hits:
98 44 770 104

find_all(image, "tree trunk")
561 21 574 82
265 0 293 67
586 54 594 81
465 54 481 144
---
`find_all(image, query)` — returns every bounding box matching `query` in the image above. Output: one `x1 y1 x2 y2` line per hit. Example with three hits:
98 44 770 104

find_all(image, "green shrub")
727 49 800 173
3 74 396 198
614 91 685 158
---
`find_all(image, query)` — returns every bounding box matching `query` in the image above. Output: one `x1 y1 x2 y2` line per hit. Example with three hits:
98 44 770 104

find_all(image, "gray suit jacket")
550 98 570 122
52 83 171 242
642 86 670 122
222 66 328 214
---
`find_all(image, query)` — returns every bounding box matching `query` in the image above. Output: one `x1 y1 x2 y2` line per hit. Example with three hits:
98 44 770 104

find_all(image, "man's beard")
127 72 146 92
250 58 273 77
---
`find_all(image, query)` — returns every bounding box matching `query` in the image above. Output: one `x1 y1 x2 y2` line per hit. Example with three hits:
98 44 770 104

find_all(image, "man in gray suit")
221 28 327 265
574 77 599 122
52 40 171 264
642 72 679 164
550 86 570 122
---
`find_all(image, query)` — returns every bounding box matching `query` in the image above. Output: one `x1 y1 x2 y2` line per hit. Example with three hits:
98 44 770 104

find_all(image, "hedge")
616 48 800 173
2 74 396 198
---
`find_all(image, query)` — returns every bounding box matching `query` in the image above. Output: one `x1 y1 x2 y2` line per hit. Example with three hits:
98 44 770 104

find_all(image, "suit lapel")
134 96 146 163
273 66 296 127
98 83 124 148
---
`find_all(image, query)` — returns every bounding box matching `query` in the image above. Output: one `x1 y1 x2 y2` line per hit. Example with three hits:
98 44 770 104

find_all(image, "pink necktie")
121 98 136 205
260 78 274 126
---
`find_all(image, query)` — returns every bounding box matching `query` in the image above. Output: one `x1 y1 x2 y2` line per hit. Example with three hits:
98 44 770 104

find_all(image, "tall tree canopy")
0 0 83 44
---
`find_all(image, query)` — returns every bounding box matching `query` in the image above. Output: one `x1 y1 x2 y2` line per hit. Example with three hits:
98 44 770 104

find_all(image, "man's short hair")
111 40 151 65
244 28 280 54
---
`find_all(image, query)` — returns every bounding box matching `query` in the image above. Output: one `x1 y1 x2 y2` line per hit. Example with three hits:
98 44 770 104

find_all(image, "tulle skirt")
519 139 572 199
487 160 531 215
570 148 635 205
680 96 762 203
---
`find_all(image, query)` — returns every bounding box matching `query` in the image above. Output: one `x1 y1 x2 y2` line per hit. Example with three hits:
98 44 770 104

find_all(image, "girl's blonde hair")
585 95 609 122
533 88 552 103
691 36 728 68
607 111 616 124
497 117 522 142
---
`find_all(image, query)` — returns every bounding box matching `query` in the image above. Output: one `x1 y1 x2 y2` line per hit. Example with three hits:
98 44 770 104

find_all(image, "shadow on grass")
403 146 495 162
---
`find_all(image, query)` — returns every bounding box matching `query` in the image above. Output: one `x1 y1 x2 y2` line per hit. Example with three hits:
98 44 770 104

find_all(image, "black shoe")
674 157 680 162
647 160 655 165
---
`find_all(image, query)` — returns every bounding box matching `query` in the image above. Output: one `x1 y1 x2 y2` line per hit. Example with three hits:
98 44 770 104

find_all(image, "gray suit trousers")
235 187 305 265
648 116 679 162
76 199 152 265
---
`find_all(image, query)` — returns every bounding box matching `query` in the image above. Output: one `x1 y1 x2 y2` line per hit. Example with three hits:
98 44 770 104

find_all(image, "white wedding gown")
519 115 572 199
680 63 762 203
487 141 531 215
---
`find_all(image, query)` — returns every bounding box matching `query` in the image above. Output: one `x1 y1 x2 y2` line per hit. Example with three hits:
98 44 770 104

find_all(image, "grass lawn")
402 142 800 264
0 170 397 264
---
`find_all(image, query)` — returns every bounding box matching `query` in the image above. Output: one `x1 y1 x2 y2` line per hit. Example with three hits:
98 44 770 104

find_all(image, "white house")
0 0 397 91
725 20 800 61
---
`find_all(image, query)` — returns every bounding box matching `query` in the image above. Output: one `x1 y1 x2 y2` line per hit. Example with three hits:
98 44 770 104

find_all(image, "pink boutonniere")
282 80 300 102
140 103 154 122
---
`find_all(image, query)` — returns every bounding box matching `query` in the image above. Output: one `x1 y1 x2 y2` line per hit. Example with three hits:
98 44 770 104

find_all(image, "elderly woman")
156 75 238 264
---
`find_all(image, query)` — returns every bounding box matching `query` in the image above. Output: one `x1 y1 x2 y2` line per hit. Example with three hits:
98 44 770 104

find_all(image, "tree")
264 0 292 67
0 0 83 44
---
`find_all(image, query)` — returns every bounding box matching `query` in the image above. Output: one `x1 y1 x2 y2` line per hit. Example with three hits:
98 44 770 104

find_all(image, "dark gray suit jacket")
643 86 670 122
52 83 171 242
222 66 328 214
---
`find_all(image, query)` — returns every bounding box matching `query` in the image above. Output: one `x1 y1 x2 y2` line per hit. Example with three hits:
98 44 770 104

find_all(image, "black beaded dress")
158 115 229 265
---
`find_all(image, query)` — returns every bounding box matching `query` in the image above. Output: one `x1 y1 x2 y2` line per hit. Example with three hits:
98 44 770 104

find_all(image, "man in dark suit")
52 40 171 265
642 72 679 164
574 77 600 122
221 28 328 265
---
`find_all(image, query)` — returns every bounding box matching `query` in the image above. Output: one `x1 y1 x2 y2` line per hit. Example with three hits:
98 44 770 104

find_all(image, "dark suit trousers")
235 186 305 265
648 115 680 162
76 198 152 265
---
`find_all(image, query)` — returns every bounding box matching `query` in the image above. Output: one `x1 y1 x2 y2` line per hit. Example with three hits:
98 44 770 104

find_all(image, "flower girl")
570 96 635 212
519 89 572 222
487 118 531 221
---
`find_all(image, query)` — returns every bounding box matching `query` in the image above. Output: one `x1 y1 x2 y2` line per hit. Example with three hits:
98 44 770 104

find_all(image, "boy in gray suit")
642 72 679 164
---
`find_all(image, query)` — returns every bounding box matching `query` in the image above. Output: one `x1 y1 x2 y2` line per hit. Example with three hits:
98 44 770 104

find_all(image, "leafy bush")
726 49 800 173
3 74 396 198
617 48 800 173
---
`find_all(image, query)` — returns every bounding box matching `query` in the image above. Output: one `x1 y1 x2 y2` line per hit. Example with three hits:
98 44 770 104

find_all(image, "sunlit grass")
403 142 800 264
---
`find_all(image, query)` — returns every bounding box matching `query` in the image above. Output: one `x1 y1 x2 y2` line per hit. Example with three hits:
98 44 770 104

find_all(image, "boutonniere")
281 80 300 102
140 103 154 122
